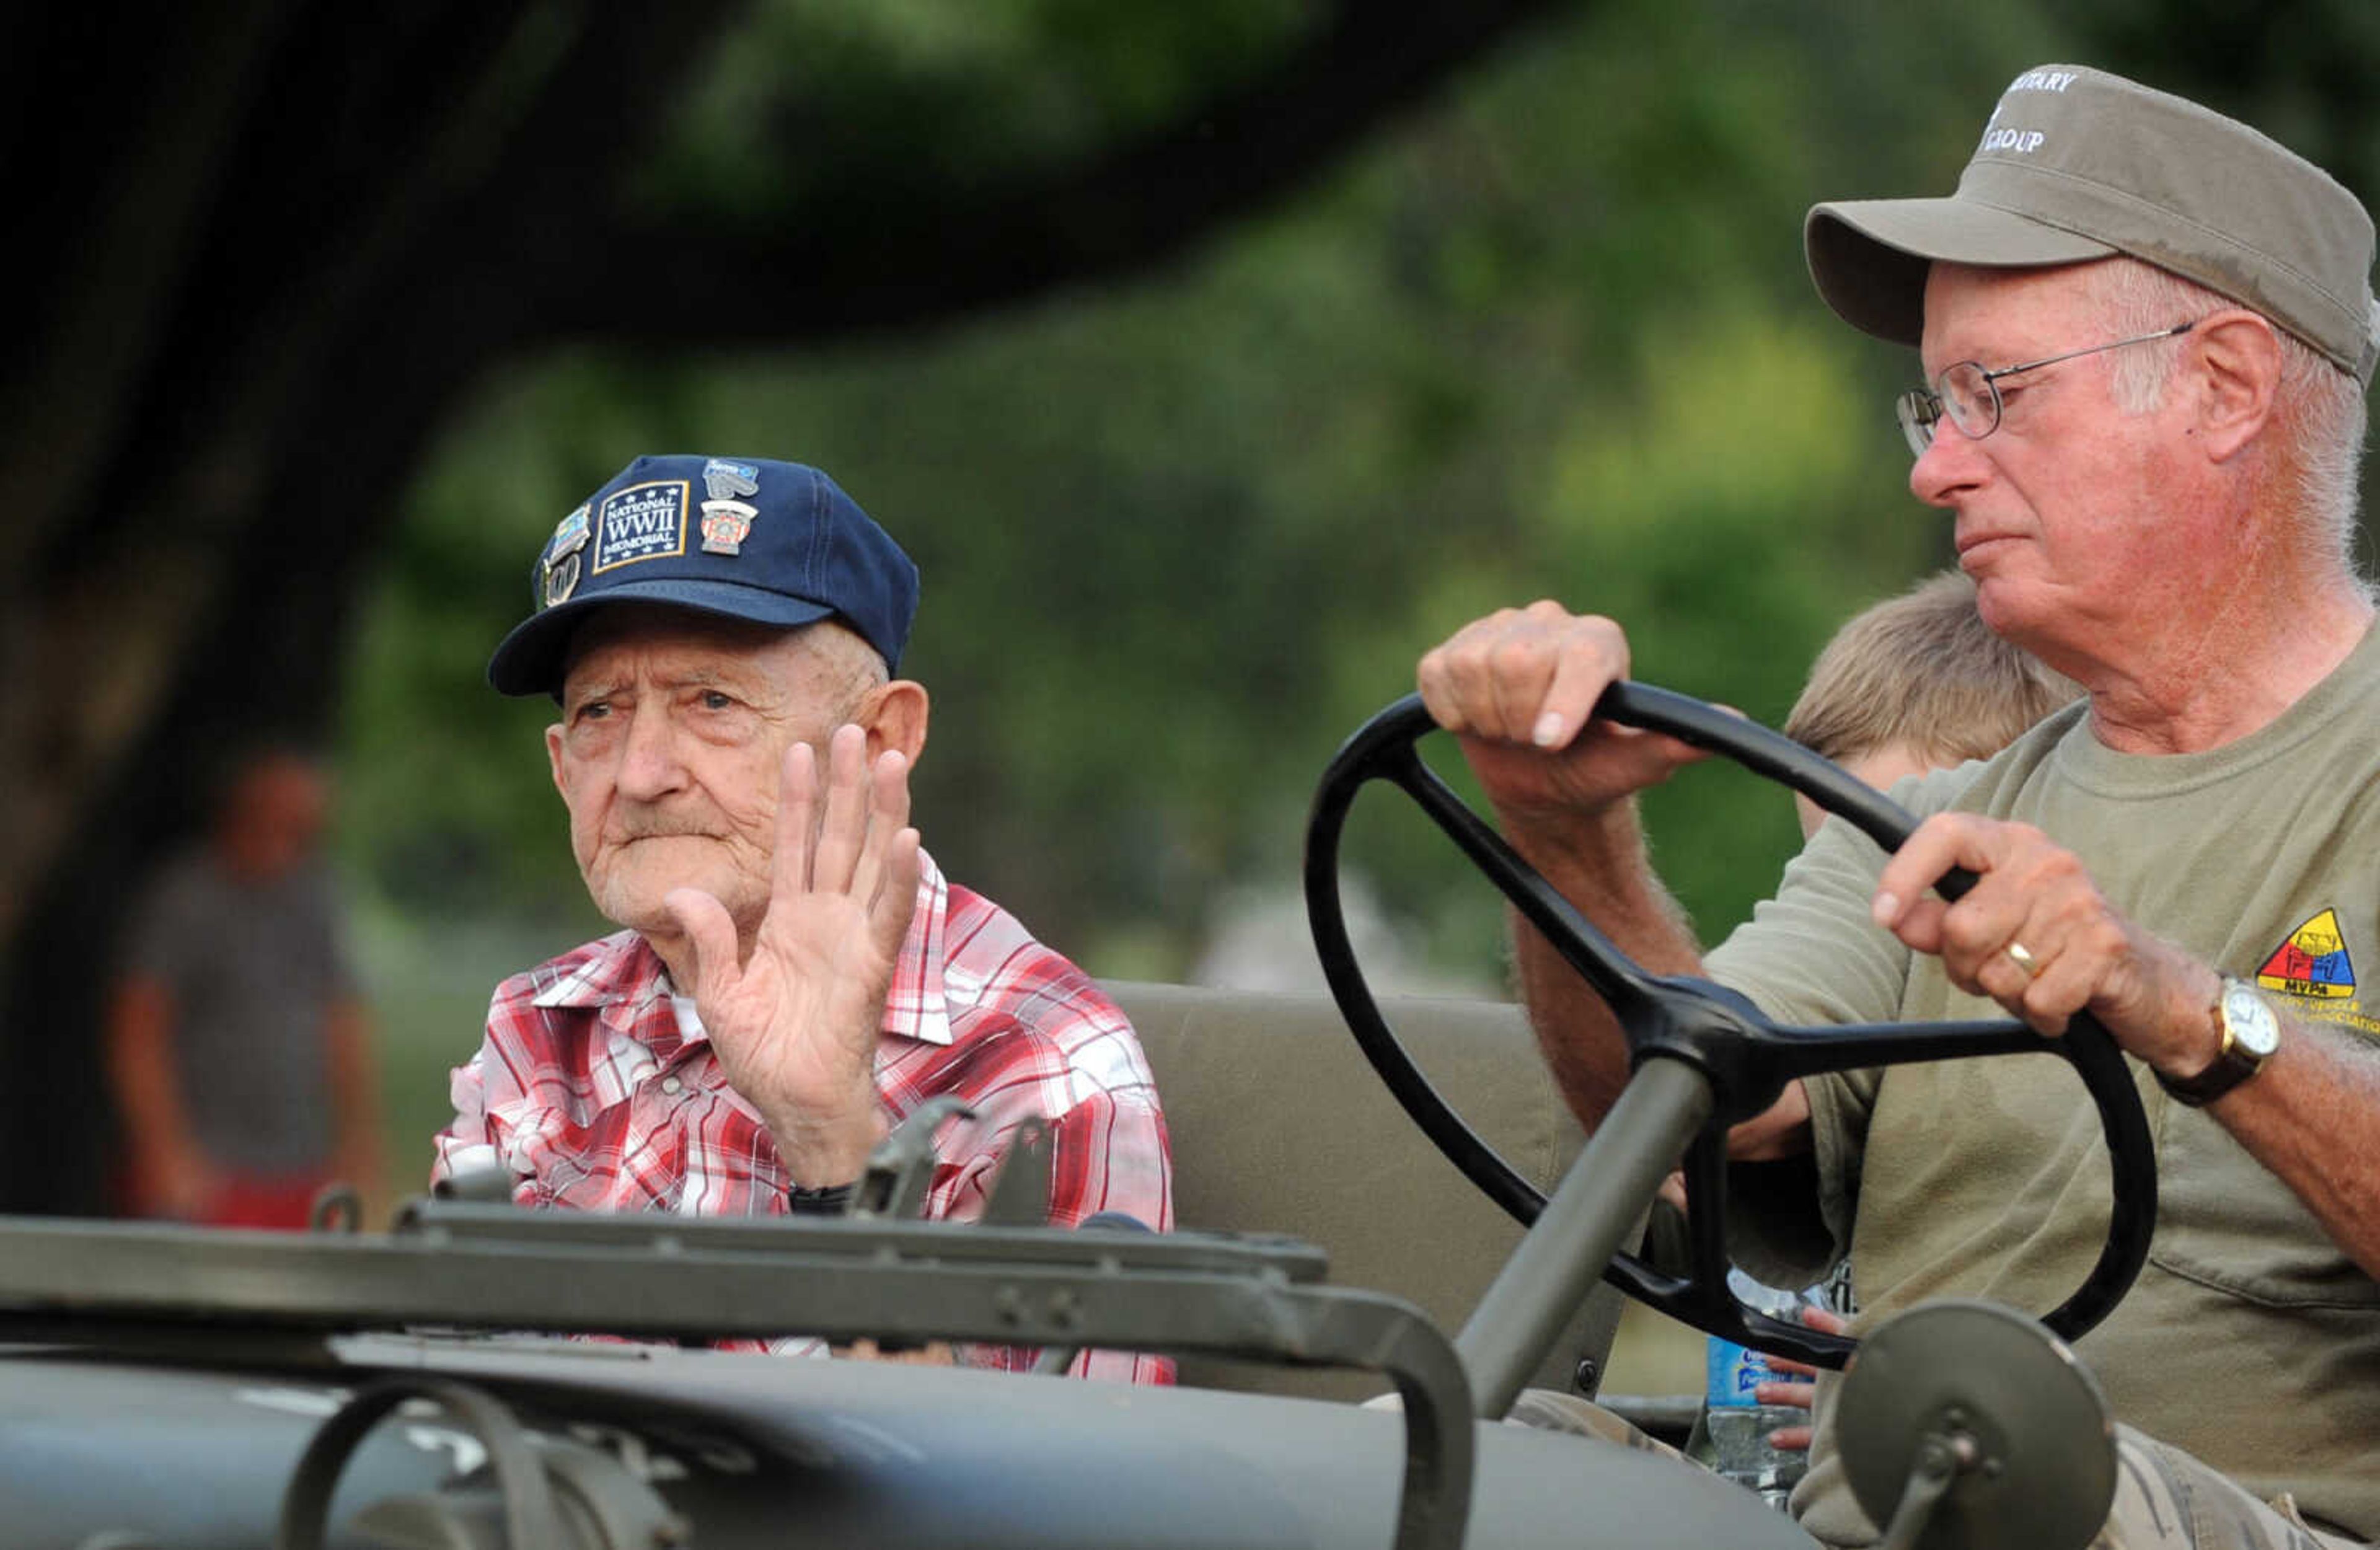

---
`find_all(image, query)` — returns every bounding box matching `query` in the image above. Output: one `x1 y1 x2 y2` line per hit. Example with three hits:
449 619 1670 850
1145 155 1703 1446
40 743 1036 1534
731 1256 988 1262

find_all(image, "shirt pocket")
493 1098 672 1212
2147 1093 2380 1308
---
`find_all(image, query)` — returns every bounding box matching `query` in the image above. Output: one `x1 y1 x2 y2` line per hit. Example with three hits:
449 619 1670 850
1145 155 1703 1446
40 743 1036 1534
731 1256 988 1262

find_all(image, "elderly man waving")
1421 68 2380 1547
435 455 1171 1383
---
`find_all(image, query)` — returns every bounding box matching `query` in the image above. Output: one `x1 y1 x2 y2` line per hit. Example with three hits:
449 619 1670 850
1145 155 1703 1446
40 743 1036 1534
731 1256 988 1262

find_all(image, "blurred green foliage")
340 0 2081 997
645 0 1318 221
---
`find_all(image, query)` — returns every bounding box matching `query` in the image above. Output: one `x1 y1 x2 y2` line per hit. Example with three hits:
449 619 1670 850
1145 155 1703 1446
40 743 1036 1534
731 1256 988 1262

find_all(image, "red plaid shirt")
433 852 1172 1383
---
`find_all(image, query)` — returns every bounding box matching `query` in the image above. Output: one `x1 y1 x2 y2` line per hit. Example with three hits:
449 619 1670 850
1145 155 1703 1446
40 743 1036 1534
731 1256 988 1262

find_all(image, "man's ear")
856 679 930 767
546 723 569 799
2190 310 2283 462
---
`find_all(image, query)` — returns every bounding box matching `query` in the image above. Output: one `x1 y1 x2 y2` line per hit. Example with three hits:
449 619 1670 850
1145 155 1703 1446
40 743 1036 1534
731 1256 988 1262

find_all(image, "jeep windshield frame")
0 1205 1476 1550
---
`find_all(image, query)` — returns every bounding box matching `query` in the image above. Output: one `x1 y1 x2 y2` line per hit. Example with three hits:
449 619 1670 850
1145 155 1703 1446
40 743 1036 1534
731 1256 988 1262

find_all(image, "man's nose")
1908 416 1984 509
613 707 689 798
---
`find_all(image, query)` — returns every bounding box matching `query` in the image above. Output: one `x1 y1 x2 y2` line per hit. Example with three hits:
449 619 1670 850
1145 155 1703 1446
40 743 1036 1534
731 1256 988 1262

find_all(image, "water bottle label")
1705 1337 1772 1408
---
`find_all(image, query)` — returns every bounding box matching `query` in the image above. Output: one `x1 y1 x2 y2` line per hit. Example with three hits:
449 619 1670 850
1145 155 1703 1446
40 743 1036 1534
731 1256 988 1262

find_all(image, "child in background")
1779 569 2080 840
1751 568 2079 1451
1510 571 2083 1479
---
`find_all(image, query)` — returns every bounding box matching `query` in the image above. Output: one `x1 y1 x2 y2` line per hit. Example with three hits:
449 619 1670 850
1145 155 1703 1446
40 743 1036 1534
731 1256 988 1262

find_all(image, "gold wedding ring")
2006 941 2039 977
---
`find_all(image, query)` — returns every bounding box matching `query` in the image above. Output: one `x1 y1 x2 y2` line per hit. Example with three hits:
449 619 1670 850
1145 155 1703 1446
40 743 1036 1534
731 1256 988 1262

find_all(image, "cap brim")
1805 196 2118 348
487 578 838 698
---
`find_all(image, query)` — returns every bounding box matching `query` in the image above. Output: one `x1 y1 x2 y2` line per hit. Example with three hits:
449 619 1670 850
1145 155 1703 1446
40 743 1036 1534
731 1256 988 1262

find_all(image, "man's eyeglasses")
1893 320 2202 460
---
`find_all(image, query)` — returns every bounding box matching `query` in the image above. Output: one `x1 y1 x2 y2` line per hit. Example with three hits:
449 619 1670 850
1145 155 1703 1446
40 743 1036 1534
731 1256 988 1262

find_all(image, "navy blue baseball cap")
487 456 920 697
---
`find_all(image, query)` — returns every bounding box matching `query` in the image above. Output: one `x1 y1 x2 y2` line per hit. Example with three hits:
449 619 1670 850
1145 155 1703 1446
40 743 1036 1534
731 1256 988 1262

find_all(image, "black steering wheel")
1303 685 2156 1370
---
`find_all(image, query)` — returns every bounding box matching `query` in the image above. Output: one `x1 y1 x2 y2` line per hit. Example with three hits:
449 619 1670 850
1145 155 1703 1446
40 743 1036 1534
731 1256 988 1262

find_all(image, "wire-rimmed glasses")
1894 320 2202 460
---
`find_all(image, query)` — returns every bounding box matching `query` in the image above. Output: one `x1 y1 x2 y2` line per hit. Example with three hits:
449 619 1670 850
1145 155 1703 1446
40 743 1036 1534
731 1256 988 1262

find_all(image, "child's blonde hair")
1783 571 2081 765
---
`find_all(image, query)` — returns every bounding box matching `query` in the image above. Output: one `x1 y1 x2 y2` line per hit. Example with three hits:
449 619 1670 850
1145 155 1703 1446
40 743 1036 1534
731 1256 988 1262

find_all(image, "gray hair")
800 618 891 723
2084 257 2367 573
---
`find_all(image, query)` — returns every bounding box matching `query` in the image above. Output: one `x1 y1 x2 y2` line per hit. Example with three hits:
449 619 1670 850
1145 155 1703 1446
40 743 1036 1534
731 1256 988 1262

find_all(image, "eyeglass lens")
1898 363 1996 460
1895 390 1939 460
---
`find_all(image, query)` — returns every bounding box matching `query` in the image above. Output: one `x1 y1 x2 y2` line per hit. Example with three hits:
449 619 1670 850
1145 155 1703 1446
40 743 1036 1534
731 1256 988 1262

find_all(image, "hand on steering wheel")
1303 686 2155 1370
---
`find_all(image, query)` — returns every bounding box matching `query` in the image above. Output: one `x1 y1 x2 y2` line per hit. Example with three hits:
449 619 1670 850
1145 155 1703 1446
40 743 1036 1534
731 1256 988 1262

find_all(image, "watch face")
2223 982 2282 1057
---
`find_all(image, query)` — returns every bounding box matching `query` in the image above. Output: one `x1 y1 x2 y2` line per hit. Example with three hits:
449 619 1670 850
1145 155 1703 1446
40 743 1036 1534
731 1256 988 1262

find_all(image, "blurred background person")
106 747 386 1228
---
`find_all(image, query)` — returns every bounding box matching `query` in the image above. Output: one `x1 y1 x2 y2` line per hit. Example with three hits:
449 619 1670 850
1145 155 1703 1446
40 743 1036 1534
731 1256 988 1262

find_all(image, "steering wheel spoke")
1305 687 2156 1370
1383 739 1663 1016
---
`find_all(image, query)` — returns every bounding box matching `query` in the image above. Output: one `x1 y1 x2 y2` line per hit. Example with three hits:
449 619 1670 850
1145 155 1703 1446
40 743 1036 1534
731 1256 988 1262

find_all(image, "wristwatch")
2155 977 2281 1107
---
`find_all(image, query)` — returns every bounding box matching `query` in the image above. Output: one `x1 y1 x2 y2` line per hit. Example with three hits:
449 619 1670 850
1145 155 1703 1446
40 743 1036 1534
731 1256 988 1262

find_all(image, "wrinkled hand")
1416 602 1708 824
664 723 922 1186
1755 1305 1848 1452
1871 813 2218 1067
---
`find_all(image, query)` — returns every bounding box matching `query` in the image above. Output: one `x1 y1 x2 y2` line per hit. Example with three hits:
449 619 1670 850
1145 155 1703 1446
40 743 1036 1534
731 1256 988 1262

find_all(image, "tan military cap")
1807 64 2380 384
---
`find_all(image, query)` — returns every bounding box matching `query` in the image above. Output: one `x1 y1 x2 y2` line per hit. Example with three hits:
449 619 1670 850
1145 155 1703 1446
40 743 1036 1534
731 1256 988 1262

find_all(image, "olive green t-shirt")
1707 624 2380 1545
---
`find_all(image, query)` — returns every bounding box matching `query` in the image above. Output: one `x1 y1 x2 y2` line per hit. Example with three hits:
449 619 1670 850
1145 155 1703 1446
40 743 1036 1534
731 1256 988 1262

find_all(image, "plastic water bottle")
1703 1269 1817 1510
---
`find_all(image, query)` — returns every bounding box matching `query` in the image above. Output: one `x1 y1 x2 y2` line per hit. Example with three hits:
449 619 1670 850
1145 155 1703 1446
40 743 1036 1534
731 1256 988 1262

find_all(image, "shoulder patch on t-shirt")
2255 907 2356 999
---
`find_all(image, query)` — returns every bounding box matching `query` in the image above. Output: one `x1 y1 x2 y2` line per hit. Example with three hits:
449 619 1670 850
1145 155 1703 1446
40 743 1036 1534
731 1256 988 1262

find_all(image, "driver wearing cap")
433 456 1172 1382
1419 66 2379 1545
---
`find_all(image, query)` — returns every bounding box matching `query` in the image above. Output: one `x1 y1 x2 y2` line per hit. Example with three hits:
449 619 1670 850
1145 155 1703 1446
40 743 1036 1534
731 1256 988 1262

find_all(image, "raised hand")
663 723 922 1186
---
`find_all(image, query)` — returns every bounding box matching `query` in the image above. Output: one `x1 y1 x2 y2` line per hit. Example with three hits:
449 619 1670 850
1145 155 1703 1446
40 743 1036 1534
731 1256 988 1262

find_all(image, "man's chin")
589 864 759 941
591 866 711 931
1970 574 2032 636
577 891 666 943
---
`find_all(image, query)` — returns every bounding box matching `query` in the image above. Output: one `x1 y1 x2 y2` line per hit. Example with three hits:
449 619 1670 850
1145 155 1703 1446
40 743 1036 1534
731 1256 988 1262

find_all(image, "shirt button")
660 1076 682 1095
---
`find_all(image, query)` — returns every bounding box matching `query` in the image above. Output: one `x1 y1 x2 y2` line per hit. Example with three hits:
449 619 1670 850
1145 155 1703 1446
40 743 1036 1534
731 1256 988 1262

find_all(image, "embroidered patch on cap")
2256 907 2356 999
703 459 760 501
542 550 581 607
537 503 592 608
547 503 591 563
700 459 761 556
593 480 690 573
700 505 754 555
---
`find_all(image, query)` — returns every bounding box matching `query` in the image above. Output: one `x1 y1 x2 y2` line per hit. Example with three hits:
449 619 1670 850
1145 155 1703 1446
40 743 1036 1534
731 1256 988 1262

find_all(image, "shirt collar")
529 851 958 1049
886 849 955 1047
531 930 663 1011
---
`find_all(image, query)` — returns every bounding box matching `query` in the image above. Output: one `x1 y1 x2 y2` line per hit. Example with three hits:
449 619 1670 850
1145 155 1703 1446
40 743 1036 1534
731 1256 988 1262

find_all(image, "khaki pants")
1503 1393 2365 1549
2102 1432 2360 1550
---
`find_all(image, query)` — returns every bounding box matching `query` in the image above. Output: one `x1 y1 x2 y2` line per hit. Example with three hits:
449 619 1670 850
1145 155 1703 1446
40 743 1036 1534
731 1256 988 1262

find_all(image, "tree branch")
527 0 1577 345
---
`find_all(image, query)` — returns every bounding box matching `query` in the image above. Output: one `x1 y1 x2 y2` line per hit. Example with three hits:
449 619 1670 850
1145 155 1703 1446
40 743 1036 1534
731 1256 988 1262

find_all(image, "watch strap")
2154 979 2270 1107
786 1181 855 1217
